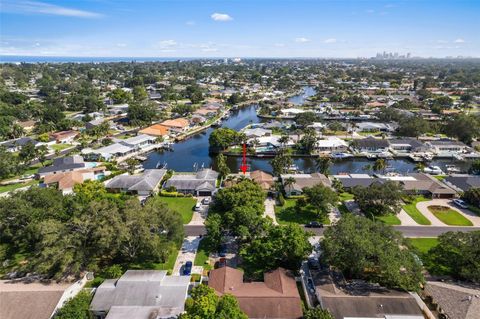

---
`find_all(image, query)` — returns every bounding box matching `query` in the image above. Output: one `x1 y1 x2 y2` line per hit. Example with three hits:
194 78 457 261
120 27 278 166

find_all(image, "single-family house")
426 139 470 155
164 168 219 196
84 134 157 160
381 173 456 198
1 137 40 153
194 107 217 117
37 155 95 177
208 267 303 319
355 122 394 132
106 169 166 196
42 166 107 194
190 115 207 125
0 277 87 319
422 281 480 319
316 137 348 153
139 124 169 137
17 120 36 132
160 118 190 134
443 174 480 192
332 174 379 190
244 128 272 138
250 170 274 191
90 270 190 319
50 130 79 144
353 137 390 153
281 173 332 196
389 138 428 153
280 108 305 117
86 118 106 130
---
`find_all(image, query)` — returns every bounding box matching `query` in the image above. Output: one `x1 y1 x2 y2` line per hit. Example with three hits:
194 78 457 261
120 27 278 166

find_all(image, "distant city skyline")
0 0 479 58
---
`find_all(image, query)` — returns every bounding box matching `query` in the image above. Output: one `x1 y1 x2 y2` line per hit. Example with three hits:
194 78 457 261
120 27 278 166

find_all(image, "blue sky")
0 0 479 58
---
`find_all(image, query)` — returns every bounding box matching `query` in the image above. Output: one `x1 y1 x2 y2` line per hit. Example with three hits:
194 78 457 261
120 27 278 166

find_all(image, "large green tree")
352 181 403 217
322 214 424 291
303 184 338 219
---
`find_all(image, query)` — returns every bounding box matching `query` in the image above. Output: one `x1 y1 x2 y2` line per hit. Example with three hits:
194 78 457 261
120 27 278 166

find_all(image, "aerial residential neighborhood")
1 1 480 319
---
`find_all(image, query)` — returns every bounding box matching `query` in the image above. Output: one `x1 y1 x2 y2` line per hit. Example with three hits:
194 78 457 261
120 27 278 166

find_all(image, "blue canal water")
144 87 471 174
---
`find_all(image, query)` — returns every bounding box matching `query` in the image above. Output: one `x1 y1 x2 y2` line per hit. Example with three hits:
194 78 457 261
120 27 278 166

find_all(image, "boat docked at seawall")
423 165 444 175
330 152 353 159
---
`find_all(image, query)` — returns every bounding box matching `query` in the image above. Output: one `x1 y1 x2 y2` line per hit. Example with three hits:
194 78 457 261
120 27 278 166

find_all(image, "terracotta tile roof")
50 130 79 140
250 170 274 190
160 118 189 128
209 267 303 319
139 124 169 136
43 167 105 190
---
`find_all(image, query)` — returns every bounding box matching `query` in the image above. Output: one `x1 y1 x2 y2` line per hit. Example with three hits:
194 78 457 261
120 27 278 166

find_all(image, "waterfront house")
307 122 326 132
389 138 428 153
194 107 218 117
37 155 94 177
164 168 219 196
250 170 274 191
84 134 157 161
355 122 394 133
190 115 207 125
139 124 170 137
244 127 272 138
281 173 332 197
50 130 79 144
42 166 107 194
352 137 390 153
160 118 190 134
208 267 303 319
315 136 348 153
90 270 190 319
332 174 379 190
444 174 480 192
426 139 470 156
381 173 457 198
106 169 166 196
280 108 305 117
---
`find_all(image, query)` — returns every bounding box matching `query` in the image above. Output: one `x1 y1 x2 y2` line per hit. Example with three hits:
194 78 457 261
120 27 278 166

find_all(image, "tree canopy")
352 181 404 217
322 214 424 291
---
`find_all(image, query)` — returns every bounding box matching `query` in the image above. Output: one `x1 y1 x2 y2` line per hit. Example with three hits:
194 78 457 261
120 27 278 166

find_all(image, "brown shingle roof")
250 170 274 190
208 267 303 319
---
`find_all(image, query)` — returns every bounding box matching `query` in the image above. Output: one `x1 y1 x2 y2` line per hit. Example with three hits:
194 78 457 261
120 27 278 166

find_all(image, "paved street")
184 225 480 237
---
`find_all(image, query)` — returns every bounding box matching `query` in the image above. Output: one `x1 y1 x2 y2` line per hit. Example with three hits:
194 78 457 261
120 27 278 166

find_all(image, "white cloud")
1 0 103 18
211 13 233 22
295 37 310 43
324 38 337 44
454 38 465 43
158 40 177 48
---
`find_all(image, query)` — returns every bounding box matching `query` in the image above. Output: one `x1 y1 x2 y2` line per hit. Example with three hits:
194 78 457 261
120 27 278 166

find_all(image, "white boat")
422 153 434 161
287 164 300 172
330 152 353 159
445 165 461 173
423 165 444 175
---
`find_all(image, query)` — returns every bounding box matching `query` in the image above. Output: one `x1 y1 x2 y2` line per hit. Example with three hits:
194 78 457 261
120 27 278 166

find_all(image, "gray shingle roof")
444 175 480 192
38 155 86 175
355 137 390 148
106 169 166 192
165 169 218 192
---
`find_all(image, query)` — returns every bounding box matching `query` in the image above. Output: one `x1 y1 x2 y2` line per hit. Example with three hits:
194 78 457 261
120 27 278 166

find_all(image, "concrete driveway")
264 198 278 225
173 236 202 276
416 199 480 226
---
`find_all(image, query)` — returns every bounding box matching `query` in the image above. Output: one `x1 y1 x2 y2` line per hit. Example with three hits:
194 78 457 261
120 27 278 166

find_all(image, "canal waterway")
143 87 471 174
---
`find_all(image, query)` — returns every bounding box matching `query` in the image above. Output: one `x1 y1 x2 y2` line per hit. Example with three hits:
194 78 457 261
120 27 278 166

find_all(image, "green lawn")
275 199 330 225
375 214 401 225
407 238 439 254
428 205 473 226
339 192 354 201
0 180 37 193
433 175 447 181
159 196 196 224
50 143 73 151
194 238 213 270
128 249 178 274
402 196 432 225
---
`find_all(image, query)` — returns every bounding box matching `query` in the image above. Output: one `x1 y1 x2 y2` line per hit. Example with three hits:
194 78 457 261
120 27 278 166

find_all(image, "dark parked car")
219 244 227 257
307 257 320 270
183 261 192 276
307 278 316 293
305 221 323 228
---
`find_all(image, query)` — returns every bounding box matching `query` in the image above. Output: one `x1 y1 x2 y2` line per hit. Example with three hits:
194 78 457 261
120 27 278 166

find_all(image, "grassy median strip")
407 238 439 254
158 196 196 224
402 196 432 225
428 205 473 226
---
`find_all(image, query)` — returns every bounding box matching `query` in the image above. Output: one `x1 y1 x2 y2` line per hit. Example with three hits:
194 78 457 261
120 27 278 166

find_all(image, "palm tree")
278 134 290 149
283 177 296 194
315 156 332 176
373 158 387 173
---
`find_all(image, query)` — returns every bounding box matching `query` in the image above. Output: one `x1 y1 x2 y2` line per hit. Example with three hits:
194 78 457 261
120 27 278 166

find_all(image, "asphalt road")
184 225 480 237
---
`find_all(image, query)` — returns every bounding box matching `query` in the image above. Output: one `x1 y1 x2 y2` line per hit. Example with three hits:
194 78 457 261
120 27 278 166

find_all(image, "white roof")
316 136 348 147
281 108 305 114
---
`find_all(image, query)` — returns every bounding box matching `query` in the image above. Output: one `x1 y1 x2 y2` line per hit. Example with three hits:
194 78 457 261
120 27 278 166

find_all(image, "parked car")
307 278 316 294
183 261 192 276
195 202 202 211
202 197 211 205
218 244 227 257
305 221 323 228
453 199 469 209
307 257 320 270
